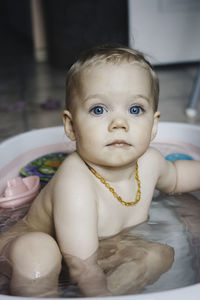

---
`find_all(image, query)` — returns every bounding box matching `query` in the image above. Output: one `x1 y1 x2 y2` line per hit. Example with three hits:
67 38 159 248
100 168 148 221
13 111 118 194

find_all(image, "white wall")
128 0 200 65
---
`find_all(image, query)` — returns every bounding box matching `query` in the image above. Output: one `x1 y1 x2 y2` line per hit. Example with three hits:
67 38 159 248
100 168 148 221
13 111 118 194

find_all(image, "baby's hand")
63 251 111 297
98 235 174 295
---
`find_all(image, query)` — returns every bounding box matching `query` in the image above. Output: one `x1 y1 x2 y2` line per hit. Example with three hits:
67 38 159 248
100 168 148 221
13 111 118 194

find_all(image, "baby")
0 45 200 297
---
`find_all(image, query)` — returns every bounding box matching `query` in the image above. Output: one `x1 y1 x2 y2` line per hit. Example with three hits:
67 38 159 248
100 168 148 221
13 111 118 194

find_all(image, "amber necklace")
85 162 141 206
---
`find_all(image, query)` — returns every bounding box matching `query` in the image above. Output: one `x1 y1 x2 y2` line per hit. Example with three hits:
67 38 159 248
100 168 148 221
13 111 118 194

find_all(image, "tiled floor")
0 42 200 143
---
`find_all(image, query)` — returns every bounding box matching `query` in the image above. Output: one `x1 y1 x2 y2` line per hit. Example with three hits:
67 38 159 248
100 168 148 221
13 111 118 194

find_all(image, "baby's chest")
96 187 153 238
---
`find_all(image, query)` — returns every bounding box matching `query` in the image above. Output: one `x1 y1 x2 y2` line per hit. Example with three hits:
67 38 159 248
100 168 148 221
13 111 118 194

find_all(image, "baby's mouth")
106 140 132 148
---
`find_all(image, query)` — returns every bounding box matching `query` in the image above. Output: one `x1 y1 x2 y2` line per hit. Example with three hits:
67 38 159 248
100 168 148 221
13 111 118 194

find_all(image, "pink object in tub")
0 176 40 208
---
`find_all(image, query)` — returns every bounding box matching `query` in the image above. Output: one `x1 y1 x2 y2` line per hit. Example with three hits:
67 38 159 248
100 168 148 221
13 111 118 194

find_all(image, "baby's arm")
172 160 200 193
153 148 200 194
53 162 111 297
64 251 110 297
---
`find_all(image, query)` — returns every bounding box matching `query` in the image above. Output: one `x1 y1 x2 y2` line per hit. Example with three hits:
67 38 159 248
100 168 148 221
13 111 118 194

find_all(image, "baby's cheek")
76 132 96 153
141 123 153 140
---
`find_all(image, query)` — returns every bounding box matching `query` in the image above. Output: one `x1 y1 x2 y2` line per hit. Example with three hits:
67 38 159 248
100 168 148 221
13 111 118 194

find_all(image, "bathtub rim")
0 282 200 300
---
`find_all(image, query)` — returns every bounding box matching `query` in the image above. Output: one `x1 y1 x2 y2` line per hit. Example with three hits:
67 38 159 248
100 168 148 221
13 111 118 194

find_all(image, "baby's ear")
151 111 161 141
63 110 76 141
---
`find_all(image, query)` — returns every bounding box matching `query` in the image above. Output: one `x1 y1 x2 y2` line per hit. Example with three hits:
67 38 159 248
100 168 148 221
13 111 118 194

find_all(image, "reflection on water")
0 192 200 297
134 191 200 293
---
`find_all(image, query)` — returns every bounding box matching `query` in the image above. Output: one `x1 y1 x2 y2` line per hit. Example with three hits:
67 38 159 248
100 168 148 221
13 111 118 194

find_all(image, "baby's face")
64 63 160 167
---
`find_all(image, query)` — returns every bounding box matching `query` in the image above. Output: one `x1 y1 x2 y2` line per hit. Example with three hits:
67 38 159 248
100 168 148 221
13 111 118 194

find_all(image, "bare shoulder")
53 152 92 185
139 147 165 166
140 147 177 193
52 152 96 206
138 147 169 186
58 151 86 172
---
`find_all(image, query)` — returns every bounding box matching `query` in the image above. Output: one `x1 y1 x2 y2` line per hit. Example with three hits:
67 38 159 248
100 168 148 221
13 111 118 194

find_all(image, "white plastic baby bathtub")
0 122 200 300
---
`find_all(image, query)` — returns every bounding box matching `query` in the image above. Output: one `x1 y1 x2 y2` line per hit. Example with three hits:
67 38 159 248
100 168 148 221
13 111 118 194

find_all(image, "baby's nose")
108 117 129 132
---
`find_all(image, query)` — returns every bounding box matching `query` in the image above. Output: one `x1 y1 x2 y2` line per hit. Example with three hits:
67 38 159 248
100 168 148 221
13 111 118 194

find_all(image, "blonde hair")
66 45 159 111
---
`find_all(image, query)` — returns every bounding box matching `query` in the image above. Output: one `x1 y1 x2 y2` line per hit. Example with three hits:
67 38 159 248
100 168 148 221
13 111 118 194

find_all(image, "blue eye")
91 106 105 115
129 106 143 115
